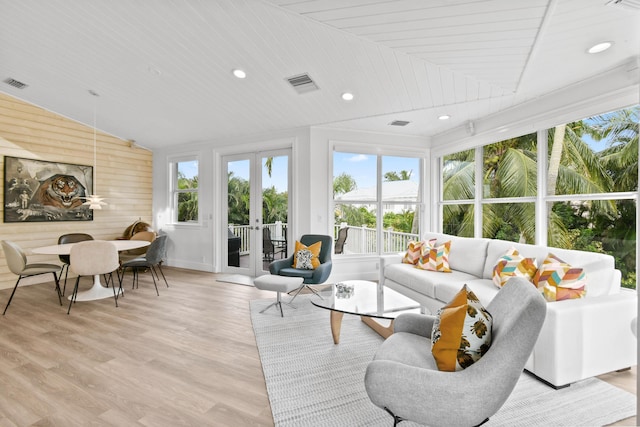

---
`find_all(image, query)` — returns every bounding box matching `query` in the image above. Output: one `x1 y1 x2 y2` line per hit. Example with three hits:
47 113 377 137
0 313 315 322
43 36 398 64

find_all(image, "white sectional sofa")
380 232 637 388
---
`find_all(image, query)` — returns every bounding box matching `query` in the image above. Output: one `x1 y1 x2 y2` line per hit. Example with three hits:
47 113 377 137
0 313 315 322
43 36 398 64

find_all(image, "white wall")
152 125 430 282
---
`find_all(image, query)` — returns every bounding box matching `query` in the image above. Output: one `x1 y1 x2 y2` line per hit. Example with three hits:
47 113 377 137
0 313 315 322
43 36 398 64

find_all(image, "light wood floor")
0 267 636 426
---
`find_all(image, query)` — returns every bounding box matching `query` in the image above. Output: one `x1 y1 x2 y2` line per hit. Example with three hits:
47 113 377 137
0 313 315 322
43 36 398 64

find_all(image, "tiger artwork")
32 174 86 209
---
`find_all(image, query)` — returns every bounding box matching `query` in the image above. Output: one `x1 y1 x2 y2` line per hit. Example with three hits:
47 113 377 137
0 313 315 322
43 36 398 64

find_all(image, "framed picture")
3 156 94 222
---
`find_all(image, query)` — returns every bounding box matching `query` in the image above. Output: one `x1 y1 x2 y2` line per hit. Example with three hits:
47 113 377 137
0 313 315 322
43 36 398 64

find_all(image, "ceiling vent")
286 73 319 94
3 77 28 89
605 0 640 11
389 120 411 127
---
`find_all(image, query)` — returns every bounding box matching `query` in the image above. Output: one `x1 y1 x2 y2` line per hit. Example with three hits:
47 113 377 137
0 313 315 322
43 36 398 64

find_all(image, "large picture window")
333 151 421 255
170 157 199 223
439 105 638 288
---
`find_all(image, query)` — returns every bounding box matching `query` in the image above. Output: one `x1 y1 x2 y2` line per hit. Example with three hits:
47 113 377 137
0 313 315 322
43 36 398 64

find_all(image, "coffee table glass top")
311 280 421 320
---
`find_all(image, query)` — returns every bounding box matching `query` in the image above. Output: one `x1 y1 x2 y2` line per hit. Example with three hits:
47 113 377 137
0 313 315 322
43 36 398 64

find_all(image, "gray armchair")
269 234 332 299
364 277 546 426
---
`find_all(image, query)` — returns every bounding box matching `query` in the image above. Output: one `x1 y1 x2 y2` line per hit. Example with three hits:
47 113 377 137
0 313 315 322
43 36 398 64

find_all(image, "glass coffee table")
311 280 421 344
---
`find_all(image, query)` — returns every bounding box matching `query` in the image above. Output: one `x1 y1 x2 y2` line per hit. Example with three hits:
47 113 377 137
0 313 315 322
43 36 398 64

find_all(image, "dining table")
32 239 150 301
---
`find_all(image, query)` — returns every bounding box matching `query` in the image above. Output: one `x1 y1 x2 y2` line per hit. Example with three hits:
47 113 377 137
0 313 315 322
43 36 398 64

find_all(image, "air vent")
389 120 411 127
3 77 28 89
286 73 319 94
605 0 640 11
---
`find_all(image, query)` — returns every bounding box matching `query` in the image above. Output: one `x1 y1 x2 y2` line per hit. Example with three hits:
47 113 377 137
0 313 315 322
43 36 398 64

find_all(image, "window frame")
168 154 200 225
331 144 425 256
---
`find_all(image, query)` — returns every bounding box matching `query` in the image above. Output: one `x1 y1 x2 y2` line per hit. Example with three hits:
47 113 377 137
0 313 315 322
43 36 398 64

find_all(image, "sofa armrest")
380 254 403 284
530 289 638 387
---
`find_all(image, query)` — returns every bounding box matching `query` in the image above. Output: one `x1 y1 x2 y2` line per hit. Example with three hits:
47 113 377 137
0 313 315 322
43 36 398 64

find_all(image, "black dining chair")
119 235 169 296
58 233 94 296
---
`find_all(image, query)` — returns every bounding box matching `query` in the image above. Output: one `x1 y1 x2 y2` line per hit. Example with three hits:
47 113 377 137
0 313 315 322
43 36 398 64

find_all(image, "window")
333 151 422 255
438 105 638 288
171 158 199 223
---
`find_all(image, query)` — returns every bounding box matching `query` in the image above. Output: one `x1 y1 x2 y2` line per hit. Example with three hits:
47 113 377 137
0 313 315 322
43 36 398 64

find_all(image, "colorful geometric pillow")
417 239 451 272
492 248 538 288
533 253 587 301
431 284 492 371
292 240 322 270
402 240 424 265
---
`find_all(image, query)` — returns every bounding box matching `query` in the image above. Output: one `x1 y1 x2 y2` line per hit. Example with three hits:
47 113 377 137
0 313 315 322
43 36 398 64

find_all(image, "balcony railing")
228 222 418 255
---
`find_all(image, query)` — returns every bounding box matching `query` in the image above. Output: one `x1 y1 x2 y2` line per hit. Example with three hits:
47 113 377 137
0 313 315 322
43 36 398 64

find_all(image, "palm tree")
443 122 615 246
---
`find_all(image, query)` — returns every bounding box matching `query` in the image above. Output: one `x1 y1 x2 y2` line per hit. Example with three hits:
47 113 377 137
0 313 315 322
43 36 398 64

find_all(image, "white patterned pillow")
295 249 314 270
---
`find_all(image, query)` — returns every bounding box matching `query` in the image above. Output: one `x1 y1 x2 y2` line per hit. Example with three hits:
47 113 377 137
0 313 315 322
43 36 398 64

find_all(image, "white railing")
229 223 418 256
229 222 287 255
333 225 418 254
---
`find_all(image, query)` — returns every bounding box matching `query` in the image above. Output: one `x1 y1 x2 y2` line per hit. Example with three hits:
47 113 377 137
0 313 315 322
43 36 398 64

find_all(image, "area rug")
250 295 636 427
216 274 254 286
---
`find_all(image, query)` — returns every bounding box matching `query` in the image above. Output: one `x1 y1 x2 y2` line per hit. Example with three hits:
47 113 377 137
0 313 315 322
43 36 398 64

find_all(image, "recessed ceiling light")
438 114 451 120
587 41 613 54
341 92 354 101
232 69 247 79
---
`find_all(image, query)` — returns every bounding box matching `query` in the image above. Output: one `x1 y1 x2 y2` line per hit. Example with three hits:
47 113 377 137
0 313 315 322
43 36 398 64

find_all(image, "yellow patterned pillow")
492 248 538 288
292 240 322 270
417 239 451 272
431 284 492 371
402 240 424 265
533 253 587 301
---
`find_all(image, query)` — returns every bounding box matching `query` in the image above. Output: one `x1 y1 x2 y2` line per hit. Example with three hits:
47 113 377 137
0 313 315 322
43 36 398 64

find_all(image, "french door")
222 149 291 276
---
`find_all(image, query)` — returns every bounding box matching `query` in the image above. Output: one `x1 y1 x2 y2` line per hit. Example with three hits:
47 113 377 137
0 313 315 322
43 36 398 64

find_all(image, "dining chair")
1 240 62 315
68 240 121 314
58 233 94 296
119 230 156 262
334 227 348 254
119 235 169 296
263 228 285 262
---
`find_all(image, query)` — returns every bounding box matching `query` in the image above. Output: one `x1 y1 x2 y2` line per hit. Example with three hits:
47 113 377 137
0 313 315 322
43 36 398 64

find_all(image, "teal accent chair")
269 234 332 300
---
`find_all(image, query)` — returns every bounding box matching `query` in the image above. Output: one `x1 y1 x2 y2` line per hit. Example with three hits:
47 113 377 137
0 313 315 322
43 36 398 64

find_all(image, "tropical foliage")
177 171 198 222
443 106 638 288
227 171 288 226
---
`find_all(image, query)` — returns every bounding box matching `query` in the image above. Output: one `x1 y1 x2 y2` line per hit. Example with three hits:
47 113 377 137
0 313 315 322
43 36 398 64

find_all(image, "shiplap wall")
0 93 153 290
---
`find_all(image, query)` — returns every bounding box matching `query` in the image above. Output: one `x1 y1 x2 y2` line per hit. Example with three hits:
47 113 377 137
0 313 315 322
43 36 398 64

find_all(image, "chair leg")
384 408 404 426
67 276 81 314
289 284 324 302
109 272 119 307
149 267 159 296
156 263 169 287
60 263 70 296
52 272 62 306
2 277 22 315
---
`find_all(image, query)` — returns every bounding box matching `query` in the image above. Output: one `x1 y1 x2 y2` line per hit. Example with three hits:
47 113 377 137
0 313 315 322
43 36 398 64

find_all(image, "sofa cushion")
492 248 538 288
431 284 492 371
417 239 451 272
534 253 587 301
424 232 489 277
402 240 424 265
385 263 477 299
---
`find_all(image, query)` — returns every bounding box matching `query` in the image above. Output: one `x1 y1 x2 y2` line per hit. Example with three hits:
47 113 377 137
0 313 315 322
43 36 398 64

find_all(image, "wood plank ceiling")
0 0 637 148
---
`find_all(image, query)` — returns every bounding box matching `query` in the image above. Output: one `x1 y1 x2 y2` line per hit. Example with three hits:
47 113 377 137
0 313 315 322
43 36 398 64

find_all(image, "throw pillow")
417 239 451 272
533 253 587 301
492 247 538 288
431 284 492 371
292 240 322 270
402 240 424 265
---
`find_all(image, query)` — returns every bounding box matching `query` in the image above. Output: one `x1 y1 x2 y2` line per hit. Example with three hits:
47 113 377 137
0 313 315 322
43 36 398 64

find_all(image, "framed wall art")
3 156 94 222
